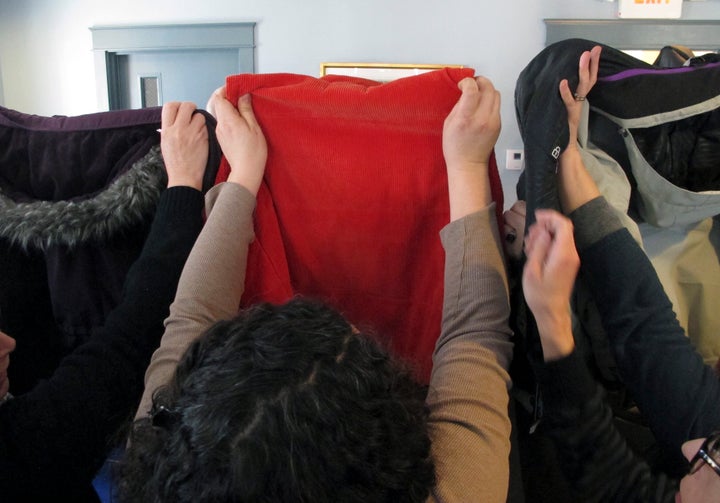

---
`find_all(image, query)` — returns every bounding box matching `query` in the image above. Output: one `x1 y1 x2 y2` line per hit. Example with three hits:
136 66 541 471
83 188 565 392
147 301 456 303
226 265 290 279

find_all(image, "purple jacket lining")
0 105 161 131
600 62 720 83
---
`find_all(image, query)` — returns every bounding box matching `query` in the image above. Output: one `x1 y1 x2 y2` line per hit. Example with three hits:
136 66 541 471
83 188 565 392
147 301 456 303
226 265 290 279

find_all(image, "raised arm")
427 76 514 502
557 46 720 451
523 209 678 502
135 89 267 419
571 200 720 450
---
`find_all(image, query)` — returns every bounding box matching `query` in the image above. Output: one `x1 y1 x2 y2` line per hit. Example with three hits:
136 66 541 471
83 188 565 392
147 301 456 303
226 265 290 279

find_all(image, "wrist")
446 166 492 221
227 174 261 196
167 175 202 191
445 159 489 174
557 147 600 214
558 143 581 165
534 309 575 361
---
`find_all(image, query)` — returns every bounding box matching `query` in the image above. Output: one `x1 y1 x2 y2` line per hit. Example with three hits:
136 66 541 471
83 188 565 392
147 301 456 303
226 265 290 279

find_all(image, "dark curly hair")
116 298 434 502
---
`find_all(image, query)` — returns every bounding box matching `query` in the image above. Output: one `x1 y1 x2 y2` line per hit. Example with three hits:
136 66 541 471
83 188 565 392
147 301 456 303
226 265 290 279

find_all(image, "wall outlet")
505 149 525 171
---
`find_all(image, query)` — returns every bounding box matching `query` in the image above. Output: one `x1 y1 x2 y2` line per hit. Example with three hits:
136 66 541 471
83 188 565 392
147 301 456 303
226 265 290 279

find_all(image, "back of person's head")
117 298 435 502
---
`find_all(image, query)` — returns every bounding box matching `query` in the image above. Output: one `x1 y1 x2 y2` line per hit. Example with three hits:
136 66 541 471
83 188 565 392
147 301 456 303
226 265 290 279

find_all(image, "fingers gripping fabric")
216 69 504 381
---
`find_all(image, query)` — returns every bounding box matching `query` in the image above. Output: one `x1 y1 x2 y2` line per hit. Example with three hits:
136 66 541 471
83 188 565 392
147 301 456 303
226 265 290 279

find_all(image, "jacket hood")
0 146 165 250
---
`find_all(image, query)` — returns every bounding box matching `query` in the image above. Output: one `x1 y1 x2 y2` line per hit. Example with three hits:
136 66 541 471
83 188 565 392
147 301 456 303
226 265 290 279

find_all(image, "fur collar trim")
0 146 166 251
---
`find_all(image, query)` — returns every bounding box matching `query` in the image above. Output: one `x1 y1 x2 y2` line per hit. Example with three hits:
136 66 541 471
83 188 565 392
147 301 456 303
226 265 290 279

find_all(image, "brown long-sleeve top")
136 183 513 502
427 204 514 502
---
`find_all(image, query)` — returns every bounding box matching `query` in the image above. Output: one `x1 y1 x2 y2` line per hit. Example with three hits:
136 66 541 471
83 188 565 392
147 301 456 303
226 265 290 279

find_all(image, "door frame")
545 19 720 50
90 23 255 110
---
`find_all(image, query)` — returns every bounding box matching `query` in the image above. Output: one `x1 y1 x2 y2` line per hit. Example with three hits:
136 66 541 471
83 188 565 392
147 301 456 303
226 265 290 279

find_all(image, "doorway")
91 23 255 111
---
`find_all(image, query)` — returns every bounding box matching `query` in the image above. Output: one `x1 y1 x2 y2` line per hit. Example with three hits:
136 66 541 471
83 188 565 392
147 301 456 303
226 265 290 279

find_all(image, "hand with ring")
559 45 601 148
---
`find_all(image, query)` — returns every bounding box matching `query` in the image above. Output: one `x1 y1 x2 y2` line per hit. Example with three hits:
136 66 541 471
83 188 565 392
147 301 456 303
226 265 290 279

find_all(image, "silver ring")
574 93 586 102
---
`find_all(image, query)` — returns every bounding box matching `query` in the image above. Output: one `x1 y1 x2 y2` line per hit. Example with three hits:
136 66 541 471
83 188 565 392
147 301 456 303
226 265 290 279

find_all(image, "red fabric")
217 69 503 381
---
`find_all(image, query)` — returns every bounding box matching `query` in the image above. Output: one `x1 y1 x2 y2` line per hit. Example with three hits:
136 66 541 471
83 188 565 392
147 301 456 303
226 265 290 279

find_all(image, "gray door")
115 48 239 109
92 23 255 111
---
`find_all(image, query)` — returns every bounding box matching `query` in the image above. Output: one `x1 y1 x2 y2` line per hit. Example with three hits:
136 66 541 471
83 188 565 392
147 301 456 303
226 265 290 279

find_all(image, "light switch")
505 149 524 171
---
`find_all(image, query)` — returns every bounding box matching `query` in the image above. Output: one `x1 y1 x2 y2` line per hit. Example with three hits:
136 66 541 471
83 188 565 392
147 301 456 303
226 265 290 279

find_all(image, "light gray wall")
1 0 719 205
0 56 4 107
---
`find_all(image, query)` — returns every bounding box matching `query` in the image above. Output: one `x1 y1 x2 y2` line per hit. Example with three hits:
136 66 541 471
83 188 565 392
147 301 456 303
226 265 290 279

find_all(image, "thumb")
523 227 551 282
237 94 261 131
453 77 479 112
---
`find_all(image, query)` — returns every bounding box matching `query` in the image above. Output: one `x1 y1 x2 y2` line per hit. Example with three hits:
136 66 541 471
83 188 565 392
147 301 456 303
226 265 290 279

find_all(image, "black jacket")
0 187 203 502
0 106 220 393
515 38 720 222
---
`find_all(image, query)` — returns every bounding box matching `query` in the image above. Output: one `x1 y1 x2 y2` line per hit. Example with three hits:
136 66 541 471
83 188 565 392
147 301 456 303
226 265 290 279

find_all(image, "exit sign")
618 0 683 18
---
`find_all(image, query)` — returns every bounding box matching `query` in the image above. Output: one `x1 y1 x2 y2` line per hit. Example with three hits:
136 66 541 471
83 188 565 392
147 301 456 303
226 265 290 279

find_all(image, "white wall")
0 56 4 107
1 0 719 205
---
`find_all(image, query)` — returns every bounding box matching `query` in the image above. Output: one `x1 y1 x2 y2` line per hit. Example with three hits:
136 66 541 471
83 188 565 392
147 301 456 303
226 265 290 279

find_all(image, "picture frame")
319 63 465 82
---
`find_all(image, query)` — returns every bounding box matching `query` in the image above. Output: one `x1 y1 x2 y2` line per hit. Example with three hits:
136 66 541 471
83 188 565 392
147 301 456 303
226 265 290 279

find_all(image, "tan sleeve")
134 182 256 419
426 204 514 503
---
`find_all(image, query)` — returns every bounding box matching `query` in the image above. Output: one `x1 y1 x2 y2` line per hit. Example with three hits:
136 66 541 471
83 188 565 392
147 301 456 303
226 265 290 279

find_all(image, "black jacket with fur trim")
0 186 203 502
0 105 219 393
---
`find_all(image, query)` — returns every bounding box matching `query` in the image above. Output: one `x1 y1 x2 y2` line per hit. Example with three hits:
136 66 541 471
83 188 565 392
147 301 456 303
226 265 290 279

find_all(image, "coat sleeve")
571 196 720 452
426 204 514 503
135 182 256 419
538 350 679 503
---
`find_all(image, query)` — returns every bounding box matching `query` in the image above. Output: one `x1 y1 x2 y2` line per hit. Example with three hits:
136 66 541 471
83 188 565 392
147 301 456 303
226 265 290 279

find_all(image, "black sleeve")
537 351 679 503
0 186 203 496
579 227 720 453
